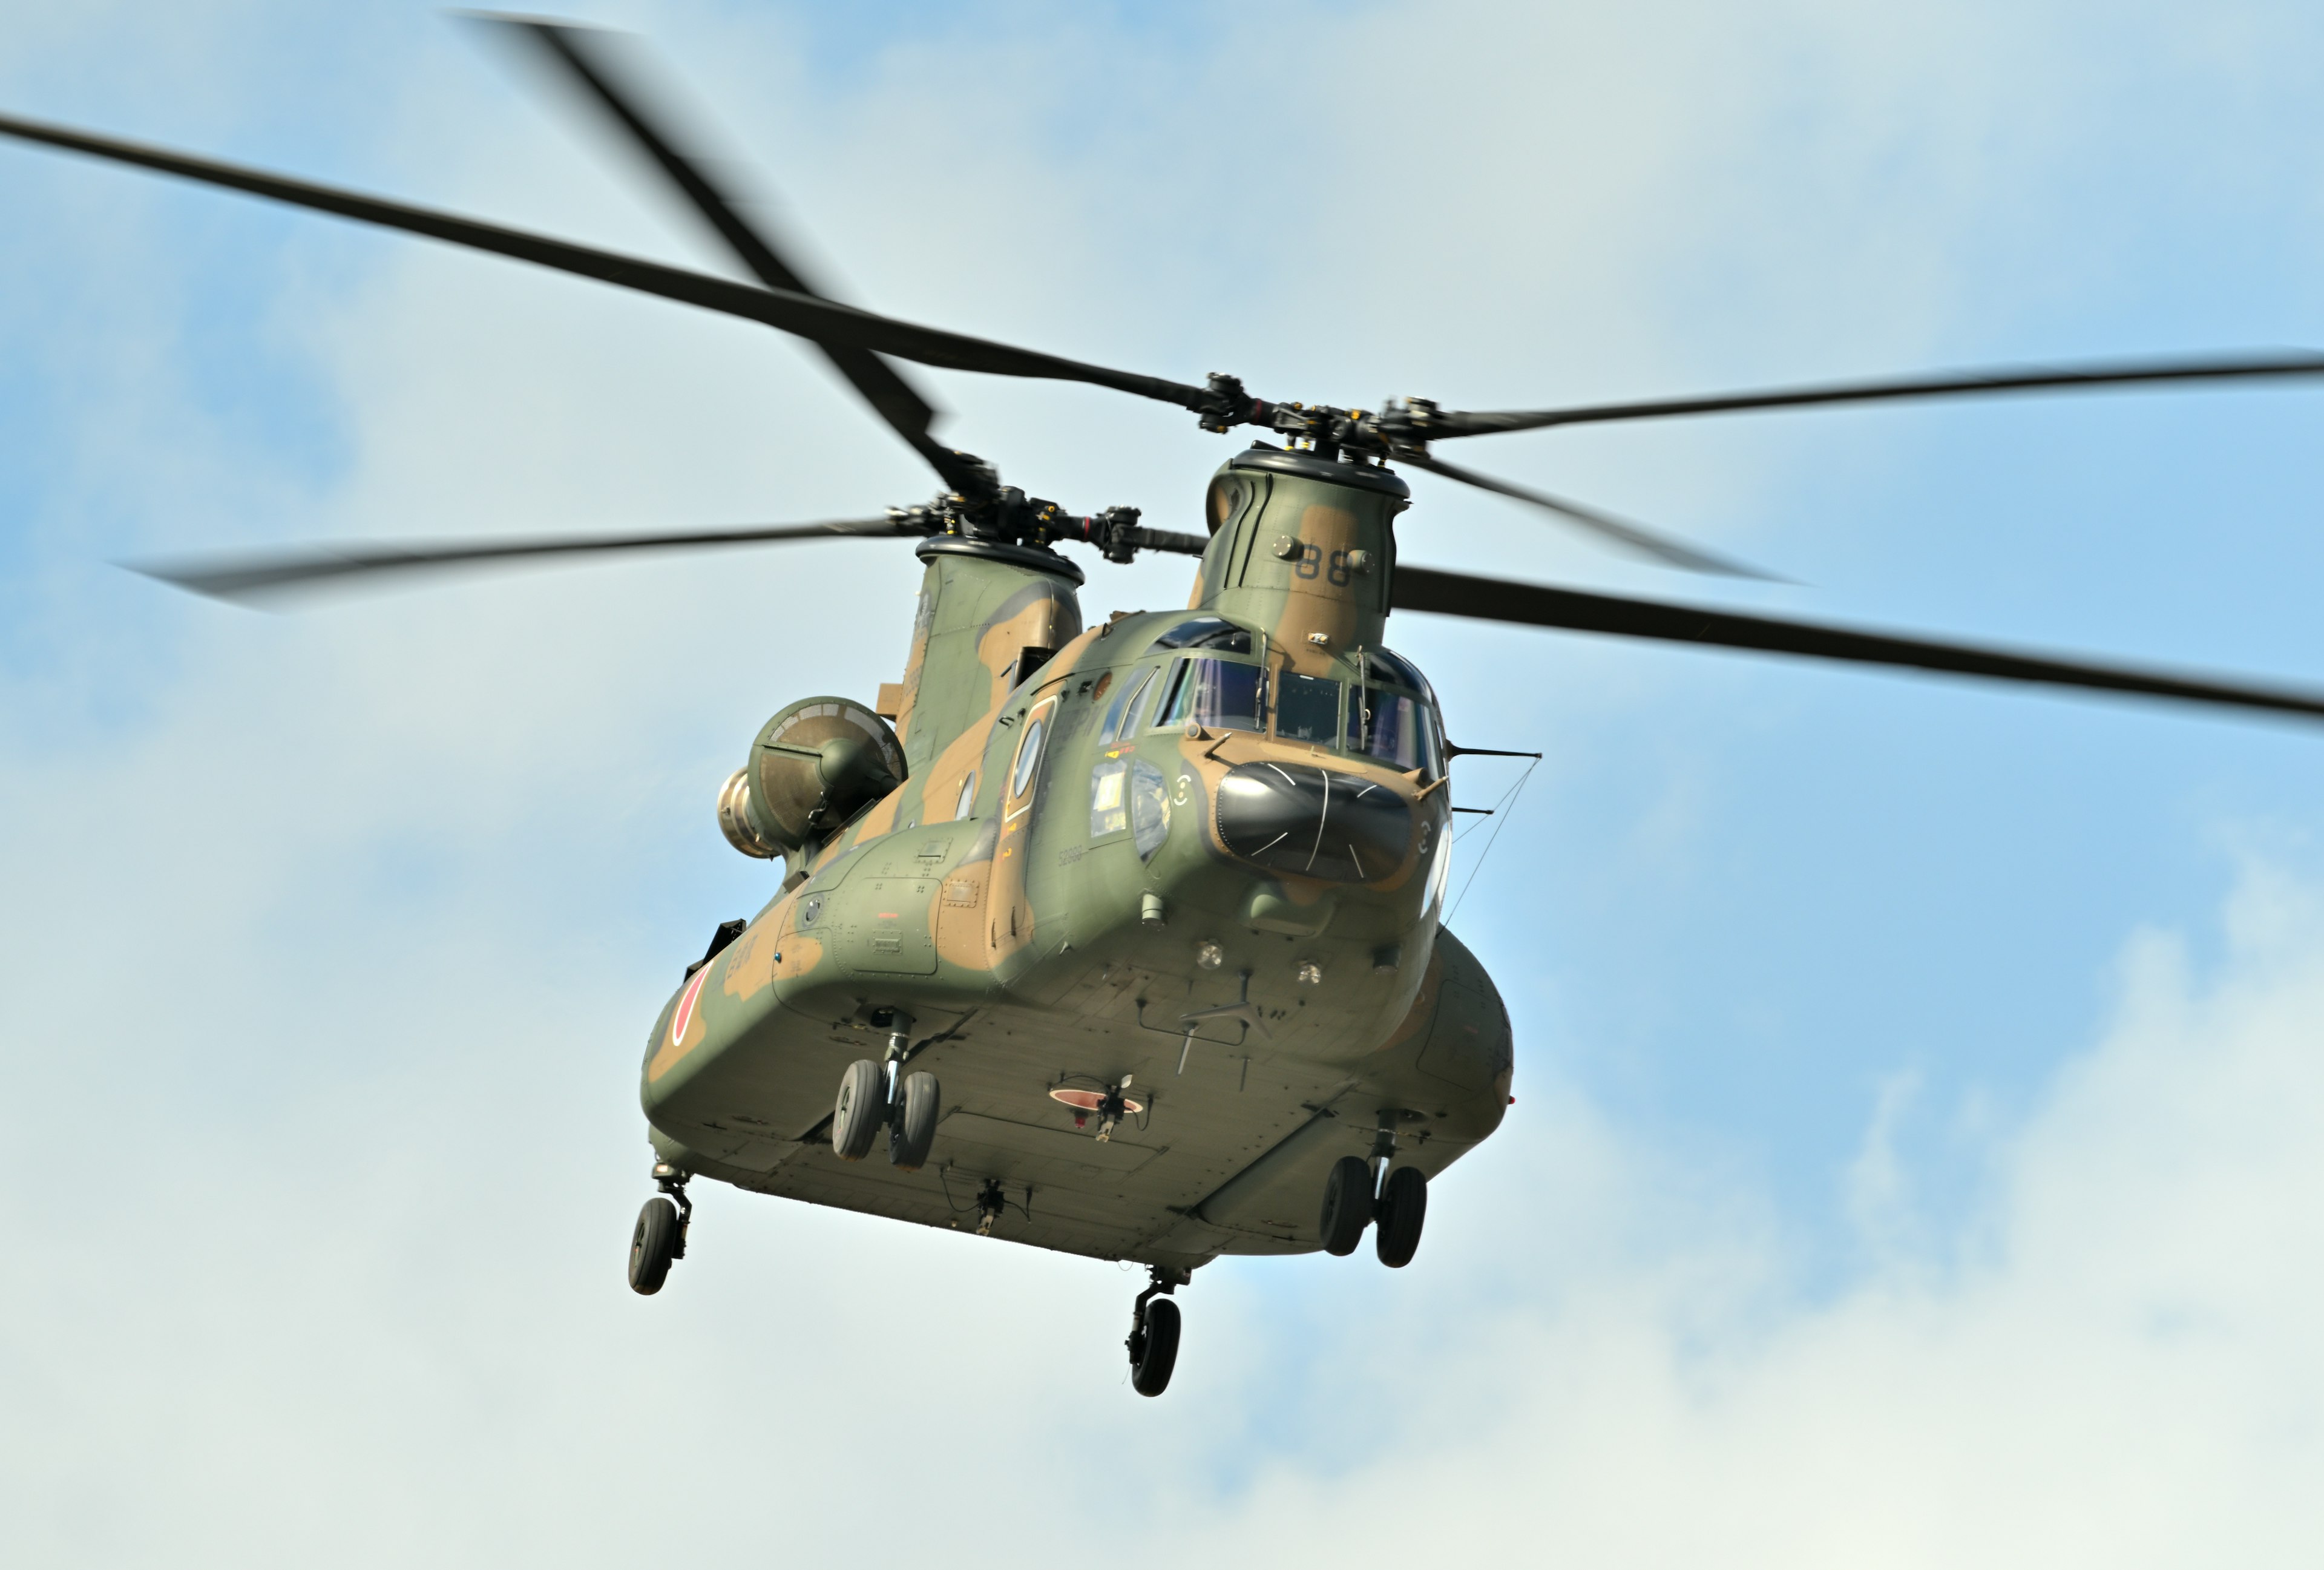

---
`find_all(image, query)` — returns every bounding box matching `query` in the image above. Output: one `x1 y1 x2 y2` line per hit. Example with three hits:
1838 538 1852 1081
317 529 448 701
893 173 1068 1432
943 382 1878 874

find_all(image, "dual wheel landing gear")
832 1018 940 1171
1320 1141 1429 1267
1126 1265 1191 1397
628 1161 691 1295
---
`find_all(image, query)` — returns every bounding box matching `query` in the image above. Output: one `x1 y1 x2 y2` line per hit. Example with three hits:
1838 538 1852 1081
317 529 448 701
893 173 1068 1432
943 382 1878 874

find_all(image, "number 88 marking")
1293 544 1354 587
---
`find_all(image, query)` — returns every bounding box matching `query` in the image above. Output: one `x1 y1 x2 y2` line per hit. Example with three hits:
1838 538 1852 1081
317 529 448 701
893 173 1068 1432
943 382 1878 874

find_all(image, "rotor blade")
481 16 990 498
1425 352 2324 438
130 516 913 606
1391 565 2324 723
1399 450 1778 580
0 110 1218 414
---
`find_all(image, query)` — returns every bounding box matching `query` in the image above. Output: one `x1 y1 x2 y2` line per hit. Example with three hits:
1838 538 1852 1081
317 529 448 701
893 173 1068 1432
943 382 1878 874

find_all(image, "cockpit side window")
1351 688 1425 770
1131 666 1170 734
1156 657 1262 733
1097 665 1157 746
1348 646 1445 778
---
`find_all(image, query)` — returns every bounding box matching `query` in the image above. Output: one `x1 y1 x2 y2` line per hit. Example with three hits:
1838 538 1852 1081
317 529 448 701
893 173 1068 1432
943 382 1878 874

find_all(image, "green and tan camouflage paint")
639 452 1509 1276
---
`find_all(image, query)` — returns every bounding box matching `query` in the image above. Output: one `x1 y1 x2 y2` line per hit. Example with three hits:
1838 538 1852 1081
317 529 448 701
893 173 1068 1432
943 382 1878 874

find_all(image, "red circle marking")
670 968 709 1048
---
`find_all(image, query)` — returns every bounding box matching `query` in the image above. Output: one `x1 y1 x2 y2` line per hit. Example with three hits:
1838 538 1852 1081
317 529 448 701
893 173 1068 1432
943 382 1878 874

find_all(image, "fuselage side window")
1129 758 1170 858
1011 721 1045 797
1007 701 1055 820
1089 758 1128 837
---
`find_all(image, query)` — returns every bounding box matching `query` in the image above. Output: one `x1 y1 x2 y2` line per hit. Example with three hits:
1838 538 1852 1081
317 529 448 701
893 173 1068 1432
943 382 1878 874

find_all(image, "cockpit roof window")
1151 616 1253 654
1359 646 1431 695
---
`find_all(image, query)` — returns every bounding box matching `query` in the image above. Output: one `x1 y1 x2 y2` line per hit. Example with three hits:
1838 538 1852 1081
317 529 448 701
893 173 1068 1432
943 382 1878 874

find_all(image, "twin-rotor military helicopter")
10 16 2324 1398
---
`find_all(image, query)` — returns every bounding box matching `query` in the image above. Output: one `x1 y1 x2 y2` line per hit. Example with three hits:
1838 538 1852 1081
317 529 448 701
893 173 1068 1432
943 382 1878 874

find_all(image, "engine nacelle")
717 696 907 859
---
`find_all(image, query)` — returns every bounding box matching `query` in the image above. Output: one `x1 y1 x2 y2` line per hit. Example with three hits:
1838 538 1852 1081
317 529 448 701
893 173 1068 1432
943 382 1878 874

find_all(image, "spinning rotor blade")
1398 450 1777 580
0 111 1218 414
1423 352 2324 438
1392 565 2324 722
132 516 911 605
481 15 991 499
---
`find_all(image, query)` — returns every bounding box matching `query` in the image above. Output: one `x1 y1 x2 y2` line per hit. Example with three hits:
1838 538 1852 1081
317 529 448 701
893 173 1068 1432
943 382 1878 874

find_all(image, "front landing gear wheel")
1374 1164 1428 1267
1319 1154 1374 1256
1125 1265 1190 1398
628 1196 679 1295
1129 1297 1181 1396
832 1057 885 1161
888 1069 940 1170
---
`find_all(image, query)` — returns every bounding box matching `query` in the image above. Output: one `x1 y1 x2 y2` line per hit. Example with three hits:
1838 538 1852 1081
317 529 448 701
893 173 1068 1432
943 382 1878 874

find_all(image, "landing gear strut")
629 1161 691 1295
1126 1265 1190 1397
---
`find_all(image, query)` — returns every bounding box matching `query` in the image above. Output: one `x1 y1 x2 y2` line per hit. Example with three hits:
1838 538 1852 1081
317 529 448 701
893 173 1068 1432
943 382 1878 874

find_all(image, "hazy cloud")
4 1 2322 1563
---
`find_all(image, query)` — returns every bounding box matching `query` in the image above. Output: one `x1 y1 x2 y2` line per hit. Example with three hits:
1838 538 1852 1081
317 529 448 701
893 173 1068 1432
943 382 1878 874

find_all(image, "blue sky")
4 2 2324 1563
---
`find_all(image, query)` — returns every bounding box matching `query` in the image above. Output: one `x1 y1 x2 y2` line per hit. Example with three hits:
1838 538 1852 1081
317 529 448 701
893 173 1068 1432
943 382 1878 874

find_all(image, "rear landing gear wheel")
832 1057 885 1161
1129 1296 1181 1396
1374 1164 1428 1268
628 1196 679 1295
888 1069 940 1169
1319 1154 1374 1256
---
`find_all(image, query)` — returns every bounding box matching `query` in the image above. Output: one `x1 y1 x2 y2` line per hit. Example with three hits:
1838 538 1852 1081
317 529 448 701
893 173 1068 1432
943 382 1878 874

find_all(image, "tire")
1374 1164 1428 1268
1131 1297 1181 1397
888 1070 940 1171
1318 1155 1375 1257
832 1058 887 1161
628 1196 678 1295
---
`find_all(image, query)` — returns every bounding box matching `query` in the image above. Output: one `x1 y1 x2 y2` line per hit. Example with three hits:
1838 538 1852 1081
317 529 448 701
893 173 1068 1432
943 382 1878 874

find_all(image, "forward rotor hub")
890 484 1164 565
1192 372 1443 466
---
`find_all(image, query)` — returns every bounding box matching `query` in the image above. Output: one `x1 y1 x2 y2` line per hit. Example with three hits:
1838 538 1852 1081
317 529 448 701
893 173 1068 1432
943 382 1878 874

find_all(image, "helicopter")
10 16 2324 1401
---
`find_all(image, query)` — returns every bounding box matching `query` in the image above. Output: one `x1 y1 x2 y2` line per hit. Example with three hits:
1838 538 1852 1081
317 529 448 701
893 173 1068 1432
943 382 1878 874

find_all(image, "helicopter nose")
1214 761 1413 883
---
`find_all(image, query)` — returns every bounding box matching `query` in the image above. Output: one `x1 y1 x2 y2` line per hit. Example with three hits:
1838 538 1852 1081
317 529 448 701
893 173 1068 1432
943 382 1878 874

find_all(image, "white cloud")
1140 860 2324 1569
5 1 2324 1563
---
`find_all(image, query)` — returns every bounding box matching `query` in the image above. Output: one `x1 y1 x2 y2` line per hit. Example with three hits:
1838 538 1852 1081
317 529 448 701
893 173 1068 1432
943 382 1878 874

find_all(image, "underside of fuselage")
644 925 1511 1275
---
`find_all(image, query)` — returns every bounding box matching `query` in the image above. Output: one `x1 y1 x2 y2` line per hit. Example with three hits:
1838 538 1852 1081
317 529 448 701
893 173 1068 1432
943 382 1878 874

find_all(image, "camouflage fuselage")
640 450 1513 1274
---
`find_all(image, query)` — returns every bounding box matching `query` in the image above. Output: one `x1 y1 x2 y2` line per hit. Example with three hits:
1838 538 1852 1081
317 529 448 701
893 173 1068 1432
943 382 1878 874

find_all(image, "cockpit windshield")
1265 646 1443 776
1119 640 1443 777
1275 671 1341 744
